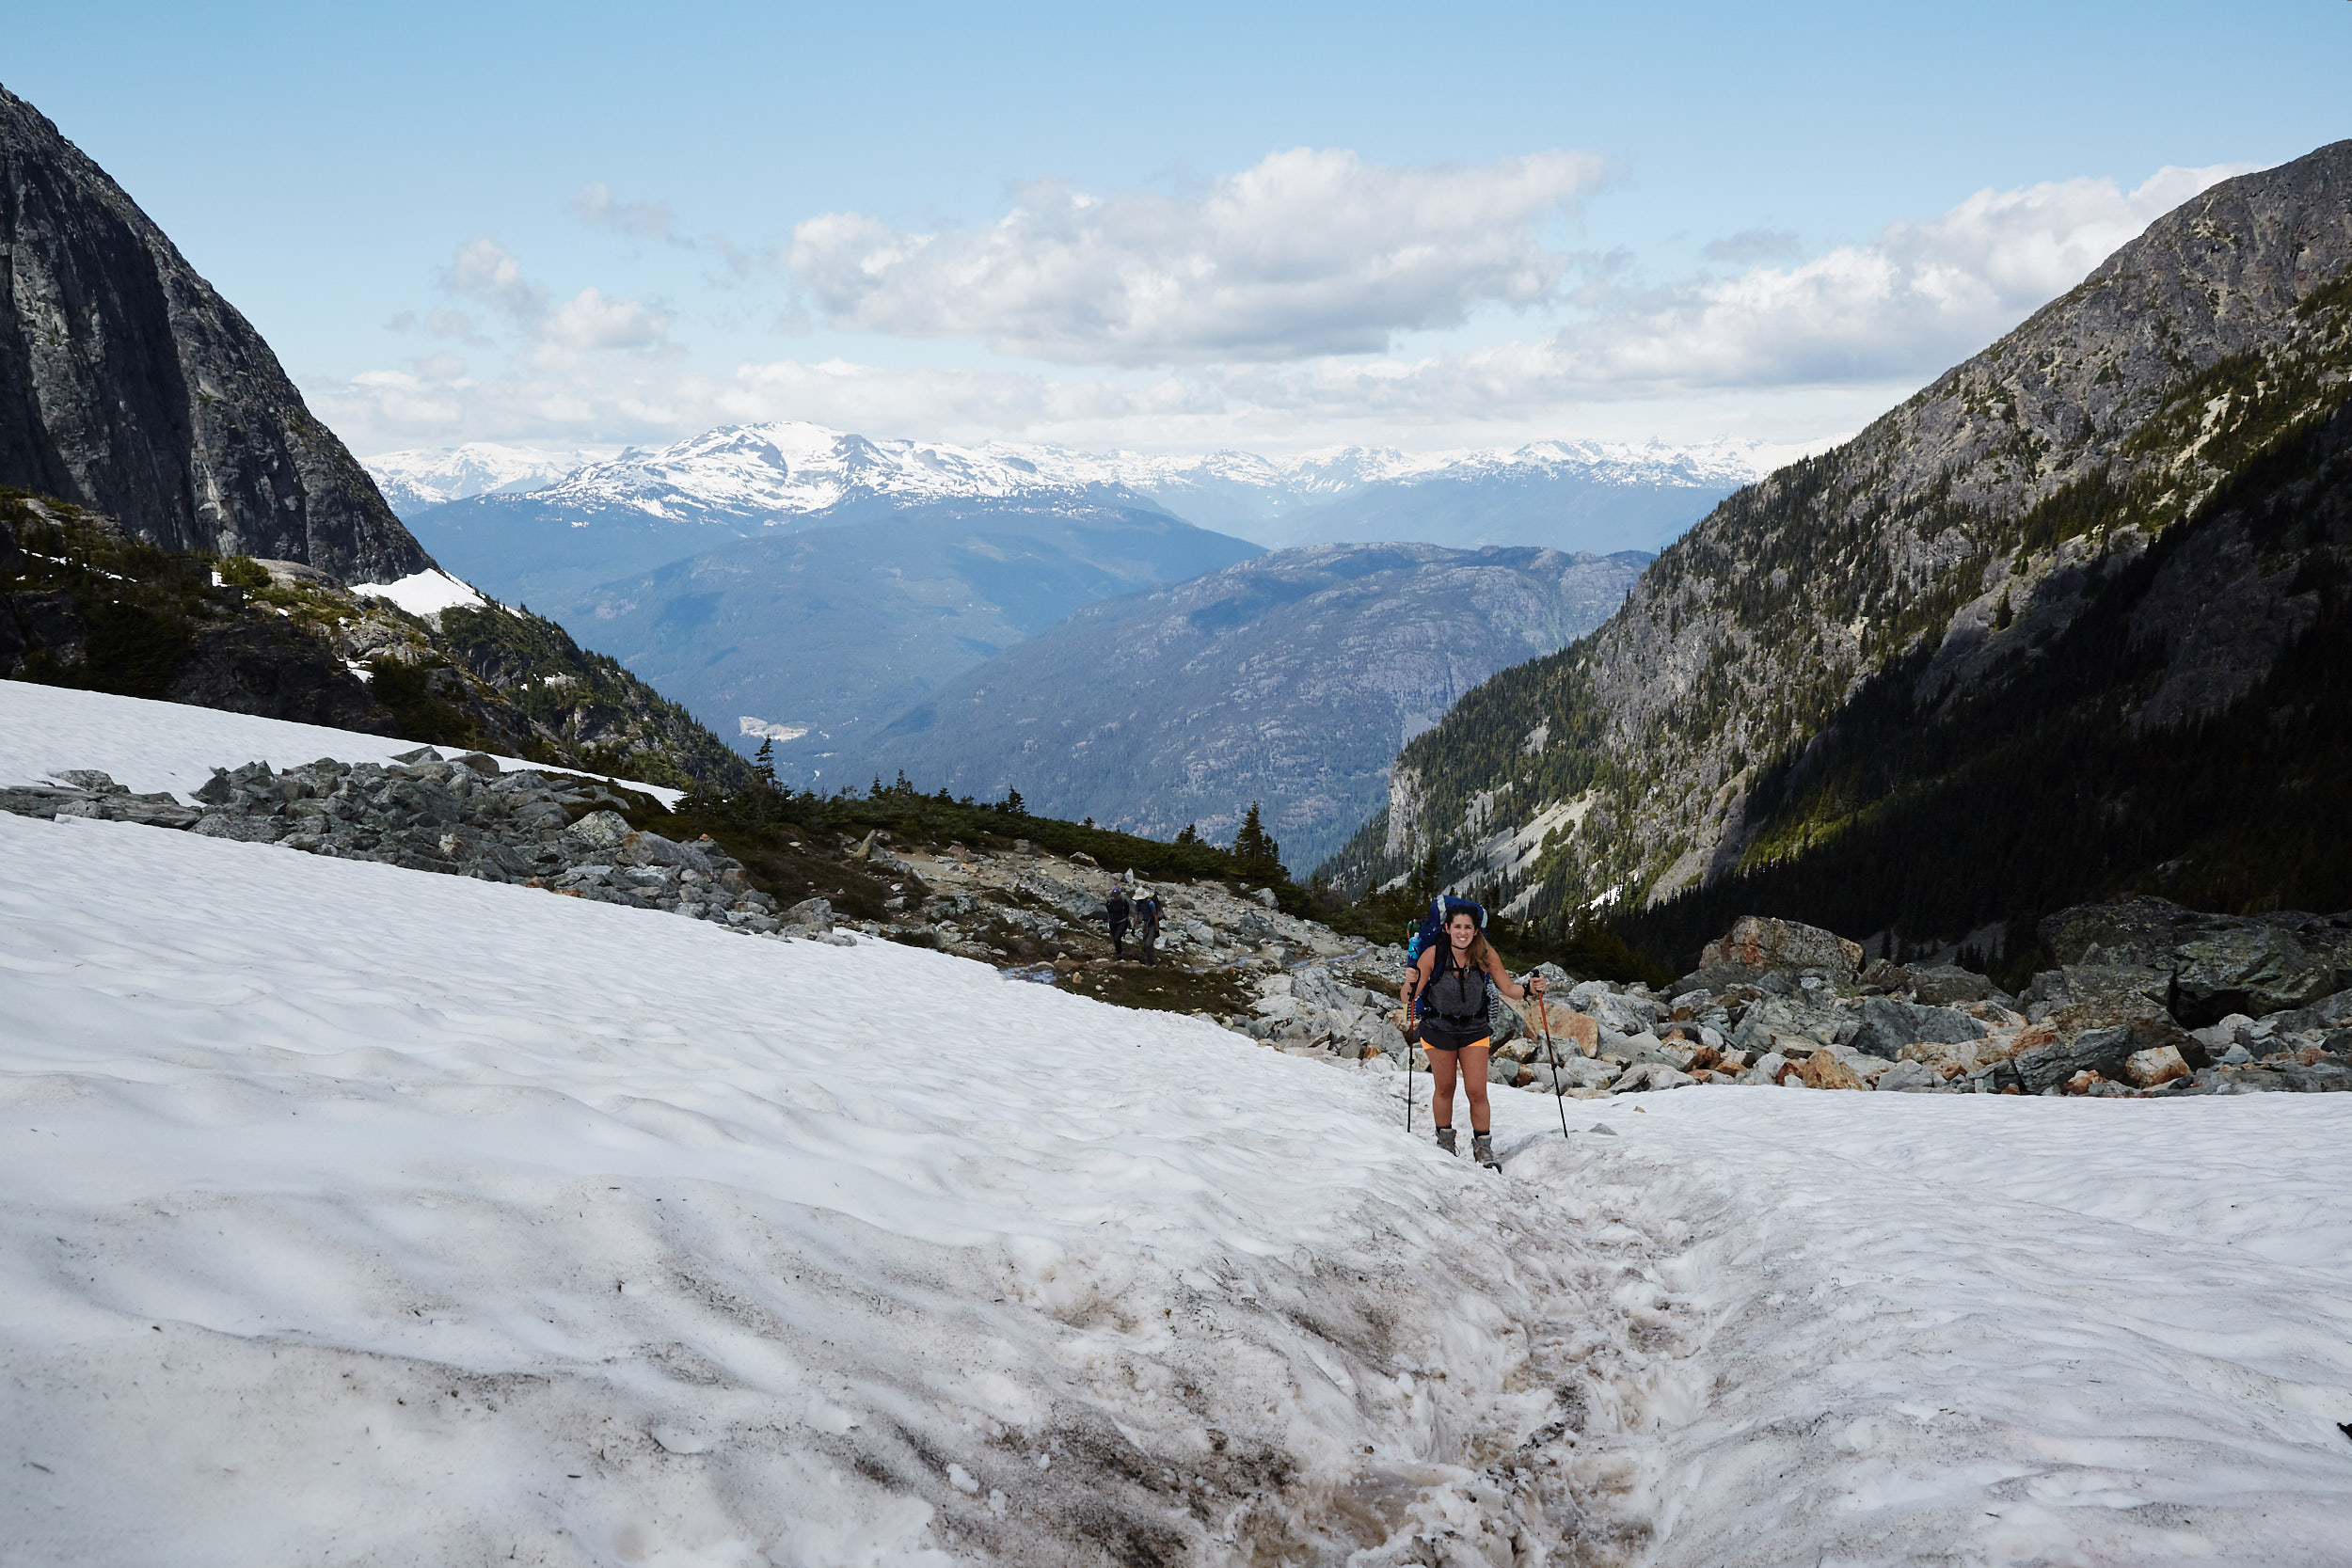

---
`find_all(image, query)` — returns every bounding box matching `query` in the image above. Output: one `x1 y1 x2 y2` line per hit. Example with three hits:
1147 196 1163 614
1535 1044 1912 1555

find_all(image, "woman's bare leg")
1461 1046 1492 1132
1428 1048 1458 1128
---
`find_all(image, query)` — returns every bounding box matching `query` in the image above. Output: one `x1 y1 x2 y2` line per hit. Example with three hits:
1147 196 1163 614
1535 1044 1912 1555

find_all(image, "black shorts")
1416 1017 1492 1053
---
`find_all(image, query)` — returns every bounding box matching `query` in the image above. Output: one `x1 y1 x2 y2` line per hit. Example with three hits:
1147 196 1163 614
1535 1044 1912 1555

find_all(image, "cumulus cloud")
325 159 2262 456
540 287 675 354
1563 162 2257 389
787 147 1607 365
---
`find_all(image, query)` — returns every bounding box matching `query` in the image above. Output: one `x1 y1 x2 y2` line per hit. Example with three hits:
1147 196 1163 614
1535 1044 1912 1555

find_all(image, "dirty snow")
1 687 2349 1565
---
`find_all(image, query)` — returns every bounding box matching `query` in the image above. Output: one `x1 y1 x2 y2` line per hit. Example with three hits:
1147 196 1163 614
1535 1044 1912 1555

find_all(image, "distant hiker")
1104 885 1132 958
1401 903 1545 1168
1135 888 1163 966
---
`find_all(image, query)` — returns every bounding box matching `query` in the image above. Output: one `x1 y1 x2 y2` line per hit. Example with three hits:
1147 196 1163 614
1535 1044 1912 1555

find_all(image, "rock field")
7 760 2348 1099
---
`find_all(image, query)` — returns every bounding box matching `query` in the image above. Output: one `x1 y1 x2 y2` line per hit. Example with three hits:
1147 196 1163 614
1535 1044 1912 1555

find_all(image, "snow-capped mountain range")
367 421 1804 546
363 442 616 516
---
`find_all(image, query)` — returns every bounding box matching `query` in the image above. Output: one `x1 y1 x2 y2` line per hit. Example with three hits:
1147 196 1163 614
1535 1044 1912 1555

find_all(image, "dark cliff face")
0 85 429 584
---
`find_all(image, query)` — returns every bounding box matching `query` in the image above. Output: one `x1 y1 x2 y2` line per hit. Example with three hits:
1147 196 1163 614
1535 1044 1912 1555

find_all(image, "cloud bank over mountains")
787 149 1607 364
318 151 2255 459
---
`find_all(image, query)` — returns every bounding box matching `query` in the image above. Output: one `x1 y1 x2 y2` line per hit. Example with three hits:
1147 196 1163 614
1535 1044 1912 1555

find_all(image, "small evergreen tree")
1232 801 1284 881
754 736 778 791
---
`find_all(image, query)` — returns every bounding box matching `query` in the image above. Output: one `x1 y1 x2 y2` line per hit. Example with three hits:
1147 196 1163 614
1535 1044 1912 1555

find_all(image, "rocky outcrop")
2039 894 2351 1024
2 495 755 790
0 85 427 582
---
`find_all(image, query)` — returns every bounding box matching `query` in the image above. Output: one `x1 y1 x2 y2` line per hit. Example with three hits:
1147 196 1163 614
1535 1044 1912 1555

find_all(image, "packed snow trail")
1503 1097 2352 1565
3 687 2351 1565
0 808 1658 1566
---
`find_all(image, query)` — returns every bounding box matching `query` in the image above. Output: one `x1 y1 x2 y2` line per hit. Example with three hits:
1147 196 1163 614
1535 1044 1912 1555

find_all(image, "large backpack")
1406 895 1489 1019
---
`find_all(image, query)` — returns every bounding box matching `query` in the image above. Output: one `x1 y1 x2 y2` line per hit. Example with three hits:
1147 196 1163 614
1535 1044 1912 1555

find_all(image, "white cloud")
324 160 2263 457
1558 162 2257 389
539 288 675 354
787 148 1607 365
440 239 548 321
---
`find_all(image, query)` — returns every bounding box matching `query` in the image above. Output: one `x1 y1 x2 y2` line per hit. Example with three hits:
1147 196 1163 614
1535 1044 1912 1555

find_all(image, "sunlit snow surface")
3 693 2351 1564
358 566 493 617
0 679 682 806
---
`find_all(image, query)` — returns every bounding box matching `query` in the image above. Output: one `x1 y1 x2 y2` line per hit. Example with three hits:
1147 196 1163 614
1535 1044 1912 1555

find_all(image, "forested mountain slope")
842 543 1648 871
1326 142 2352 962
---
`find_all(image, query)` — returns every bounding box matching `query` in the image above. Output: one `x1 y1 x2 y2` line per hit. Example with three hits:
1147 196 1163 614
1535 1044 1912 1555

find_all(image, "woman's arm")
1486 952 1546 1002
1399 947 1435 1006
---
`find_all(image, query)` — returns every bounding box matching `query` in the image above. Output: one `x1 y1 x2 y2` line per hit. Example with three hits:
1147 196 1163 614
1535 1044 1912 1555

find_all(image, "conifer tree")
1232 802 1284 880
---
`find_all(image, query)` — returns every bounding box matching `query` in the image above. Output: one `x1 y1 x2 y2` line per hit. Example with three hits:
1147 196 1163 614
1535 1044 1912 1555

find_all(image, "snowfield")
3 690 2350 1566
0 678 682 805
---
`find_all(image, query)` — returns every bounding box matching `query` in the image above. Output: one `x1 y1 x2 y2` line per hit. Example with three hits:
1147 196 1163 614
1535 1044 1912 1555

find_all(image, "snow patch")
738 716 809 742
0 678 682 806
358 567 491 618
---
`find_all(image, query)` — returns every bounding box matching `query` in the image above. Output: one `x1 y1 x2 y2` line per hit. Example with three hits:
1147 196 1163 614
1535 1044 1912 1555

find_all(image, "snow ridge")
363 442 614 515
365 420 1802 525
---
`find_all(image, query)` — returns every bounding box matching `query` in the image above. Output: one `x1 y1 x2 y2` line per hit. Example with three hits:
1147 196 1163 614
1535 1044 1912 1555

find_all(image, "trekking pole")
1534 974 1569 1140
1402 975 1415 1135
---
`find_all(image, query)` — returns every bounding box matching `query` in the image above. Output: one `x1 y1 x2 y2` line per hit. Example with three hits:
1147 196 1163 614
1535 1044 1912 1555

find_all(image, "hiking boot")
1434 1127 1458 1156
1471 1132 1498 1168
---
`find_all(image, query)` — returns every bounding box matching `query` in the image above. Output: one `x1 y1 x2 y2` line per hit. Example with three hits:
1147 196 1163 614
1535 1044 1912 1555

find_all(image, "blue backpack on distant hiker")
1406 895 1488 1018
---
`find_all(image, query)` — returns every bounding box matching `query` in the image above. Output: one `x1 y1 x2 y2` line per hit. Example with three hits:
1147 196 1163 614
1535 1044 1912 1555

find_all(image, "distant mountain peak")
368 420 1811 553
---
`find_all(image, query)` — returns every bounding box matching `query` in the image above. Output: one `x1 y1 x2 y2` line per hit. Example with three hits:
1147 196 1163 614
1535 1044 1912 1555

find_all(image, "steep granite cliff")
0 85 427 583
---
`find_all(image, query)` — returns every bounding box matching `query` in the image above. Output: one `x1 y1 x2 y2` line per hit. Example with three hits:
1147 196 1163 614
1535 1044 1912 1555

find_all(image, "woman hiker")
1400 907 1546 1166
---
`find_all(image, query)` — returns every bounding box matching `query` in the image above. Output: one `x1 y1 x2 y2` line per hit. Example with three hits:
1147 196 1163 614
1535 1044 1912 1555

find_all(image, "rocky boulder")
1728 995 1848 1057
1846 998 1989 1060
2039 895 2344 1024
1695 915 1866 986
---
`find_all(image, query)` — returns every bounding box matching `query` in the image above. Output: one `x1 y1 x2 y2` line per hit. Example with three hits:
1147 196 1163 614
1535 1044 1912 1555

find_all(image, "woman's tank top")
1425 951 1487 1019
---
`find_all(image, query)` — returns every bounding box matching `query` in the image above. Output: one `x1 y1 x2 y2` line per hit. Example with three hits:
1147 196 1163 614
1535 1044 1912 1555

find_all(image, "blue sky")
8 1 2348 456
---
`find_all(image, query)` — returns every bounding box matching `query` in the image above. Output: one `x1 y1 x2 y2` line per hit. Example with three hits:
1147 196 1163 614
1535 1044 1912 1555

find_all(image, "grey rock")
2040 894 2343 1023
1612 1062 1696 1094
48 769 124 793
2015 1025 2138 1094
1908 964 2007 1006
1846 998 1989 1059
563 810 633 851
1728 995 1844 1057
1698 915 1866 985
786 896 836 927
1874 1059 1938 1092
191 812 290 844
